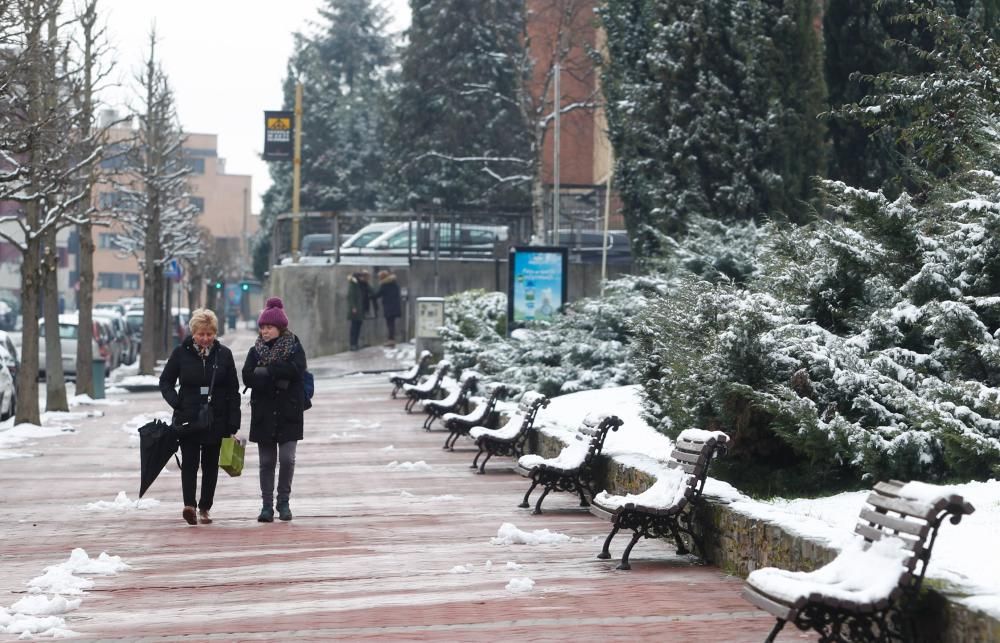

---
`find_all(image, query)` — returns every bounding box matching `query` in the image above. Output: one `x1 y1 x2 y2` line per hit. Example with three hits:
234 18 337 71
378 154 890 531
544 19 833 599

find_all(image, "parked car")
0 329 19 385
35 314 107 380
95 302 127 317
0 343 16 419
93 310 136 366
356 222 509 255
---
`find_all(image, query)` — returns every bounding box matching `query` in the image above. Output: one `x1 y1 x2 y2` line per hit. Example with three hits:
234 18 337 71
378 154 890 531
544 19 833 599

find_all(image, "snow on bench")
514 412 623 514
590 428 729 570
742 479 975 643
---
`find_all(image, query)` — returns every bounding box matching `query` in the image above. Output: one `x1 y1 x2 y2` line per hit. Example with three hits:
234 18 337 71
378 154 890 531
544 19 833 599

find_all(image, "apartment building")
91 126 257 306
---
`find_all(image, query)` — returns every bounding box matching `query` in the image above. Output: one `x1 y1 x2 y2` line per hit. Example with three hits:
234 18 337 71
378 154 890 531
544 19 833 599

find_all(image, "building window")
185 157 205 174
100 143 129 170
188 196 205 213
123 273 140 290
97 272 124 289
184 147 217 158
98 233 116 249
98 192 130 210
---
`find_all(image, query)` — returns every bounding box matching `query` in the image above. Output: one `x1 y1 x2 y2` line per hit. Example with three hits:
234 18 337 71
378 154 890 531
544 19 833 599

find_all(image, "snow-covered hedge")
439 277 670 399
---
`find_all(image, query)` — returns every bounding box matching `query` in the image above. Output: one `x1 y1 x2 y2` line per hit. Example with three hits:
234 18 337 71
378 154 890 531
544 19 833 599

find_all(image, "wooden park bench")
402 359 450 413
741 479 975 643
441 384 507 451
389 350 433 398
468 391 549 474
514 412 623 514
589 428 729 570
422 371 478 430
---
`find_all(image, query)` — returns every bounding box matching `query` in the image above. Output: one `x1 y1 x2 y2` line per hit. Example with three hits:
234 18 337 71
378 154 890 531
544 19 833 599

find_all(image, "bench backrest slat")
664 430 729 501
854 524 921 553
580 414 623 471
851 479 975 594
858 508 929 538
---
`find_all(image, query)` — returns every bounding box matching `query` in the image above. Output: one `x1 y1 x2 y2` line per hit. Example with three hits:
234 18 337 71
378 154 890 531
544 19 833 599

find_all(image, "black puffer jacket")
241 335 307 444
159 337 241 444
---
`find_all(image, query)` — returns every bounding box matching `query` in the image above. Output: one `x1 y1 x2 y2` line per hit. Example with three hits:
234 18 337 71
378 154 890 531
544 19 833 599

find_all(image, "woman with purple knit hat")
242 297 307 522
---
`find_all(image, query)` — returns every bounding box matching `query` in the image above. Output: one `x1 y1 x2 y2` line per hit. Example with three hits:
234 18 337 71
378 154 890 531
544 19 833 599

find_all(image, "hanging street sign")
164 258 183 282
262 110 294 161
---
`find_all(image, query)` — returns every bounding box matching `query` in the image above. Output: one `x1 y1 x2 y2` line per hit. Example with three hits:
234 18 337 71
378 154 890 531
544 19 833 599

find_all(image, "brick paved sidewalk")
0 360 808 642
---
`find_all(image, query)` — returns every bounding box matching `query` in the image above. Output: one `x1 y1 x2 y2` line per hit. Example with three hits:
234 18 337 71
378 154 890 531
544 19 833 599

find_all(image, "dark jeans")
349 319 363 348
180 439 222 511
385 316 398 341
258 440 298 506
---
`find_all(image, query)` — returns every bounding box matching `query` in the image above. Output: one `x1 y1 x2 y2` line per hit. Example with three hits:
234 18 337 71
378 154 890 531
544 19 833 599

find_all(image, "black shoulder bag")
194 353 219 431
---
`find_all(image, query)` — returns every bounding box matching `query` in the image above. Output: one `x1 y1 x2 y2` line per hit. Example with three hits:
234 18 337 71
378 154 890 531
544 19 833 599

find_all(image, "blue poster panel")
508 246 568 329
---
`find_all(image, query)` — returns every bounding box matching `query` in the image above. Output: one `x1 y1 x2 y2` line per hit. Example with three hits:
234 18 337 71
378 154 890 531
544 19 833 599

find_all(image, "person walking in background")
373 268 402 347
242 297 307 522
158 308 241 526
347 271 371 351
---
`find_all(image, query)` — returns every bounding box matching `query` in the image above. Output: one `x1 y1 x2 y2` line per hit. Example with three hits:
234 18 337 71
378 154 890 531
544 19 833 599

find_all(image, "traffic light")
214 280 224 290
240 282 250 292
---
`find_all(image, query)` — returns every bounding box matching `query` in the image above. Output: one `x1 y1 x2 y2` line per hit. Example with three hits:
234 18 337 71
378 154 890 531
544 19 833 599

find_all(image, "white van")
360 222 509 255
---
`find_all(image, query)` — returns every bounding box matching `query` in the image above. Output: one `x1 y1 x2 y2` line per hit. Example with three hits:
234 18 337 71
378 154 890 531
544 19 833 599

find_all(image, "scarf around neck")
254 333 296 366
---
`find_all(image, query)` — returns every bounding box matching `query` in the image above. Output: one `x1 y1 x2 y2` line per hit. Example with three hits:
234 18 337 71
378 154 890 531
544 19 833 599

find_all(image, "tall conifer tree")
385 0 531 212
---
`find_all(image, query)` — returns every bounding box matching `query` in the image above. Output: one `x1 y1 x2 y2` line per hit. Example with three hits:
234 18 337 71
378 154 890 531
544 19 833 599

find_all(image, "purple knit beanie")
257 297 289 329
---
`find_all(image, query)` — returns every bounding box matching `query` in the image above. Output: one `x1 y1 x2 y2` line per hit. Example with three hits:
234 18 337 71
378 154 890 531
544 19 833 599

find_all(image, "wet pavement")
0 331 806 641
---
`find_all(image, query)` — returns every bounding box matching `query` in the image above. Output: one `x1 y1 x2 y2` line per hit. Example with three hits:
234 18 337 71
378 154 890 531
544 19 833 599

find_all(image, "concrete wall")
269 256 633 358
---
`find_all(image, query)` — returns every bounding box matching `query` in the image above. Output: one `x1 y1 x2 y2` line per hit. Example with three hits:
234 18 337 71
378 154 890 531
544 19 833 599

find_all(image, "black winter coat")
374 276 401 319
159 337 241 445
242 335 307 444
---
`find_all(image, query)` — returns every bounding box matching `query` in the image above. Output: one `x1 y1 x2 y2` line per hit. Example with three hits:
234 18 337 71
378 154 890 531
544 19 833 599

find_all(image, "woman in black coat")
373 269 402 347
158 308 240 526
242 297 307 522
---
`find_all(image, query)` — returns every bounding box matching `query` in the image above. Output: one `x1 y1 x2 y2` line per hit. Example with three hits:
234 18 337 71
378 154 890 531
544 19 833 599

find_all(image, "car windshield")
344 231 383 248
126 315 143 333
40 323 78 339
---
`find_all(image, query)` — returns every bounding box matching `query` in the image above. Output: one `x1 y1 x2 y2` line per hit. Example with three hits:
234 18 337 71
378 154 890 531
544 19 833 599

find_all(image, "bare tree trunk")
16 225 43 425
139 256 159 375
42 228 69 411
74 0 99 397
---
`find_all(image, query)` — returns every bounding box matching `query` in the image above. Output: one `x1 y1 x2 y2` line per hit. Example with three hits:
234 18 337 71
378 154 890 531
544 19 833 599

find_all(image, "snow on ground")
0 549 130 638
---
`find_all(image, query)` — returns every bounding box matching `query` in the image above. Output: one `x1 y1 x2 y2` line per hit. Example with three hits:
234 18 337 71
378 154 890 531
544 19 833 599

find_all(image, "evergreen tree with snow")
255 0 394 275
384 0 532 212
598 0 826 258
632 2 1000 495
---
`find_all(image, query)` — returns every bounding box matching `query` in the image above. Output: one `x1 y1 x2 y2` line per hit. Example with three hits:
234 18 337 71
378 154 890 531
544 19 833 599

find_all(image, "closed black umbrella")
138 419 179 498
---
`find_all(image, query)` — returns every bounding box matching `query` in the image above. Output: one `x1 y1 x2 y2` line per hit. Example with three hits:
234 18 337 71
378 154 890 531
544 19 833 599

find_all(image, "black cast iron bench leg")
764 619 785 643
597 524 620 560
533 486 552 514
519 479 540 509
618 531 642 571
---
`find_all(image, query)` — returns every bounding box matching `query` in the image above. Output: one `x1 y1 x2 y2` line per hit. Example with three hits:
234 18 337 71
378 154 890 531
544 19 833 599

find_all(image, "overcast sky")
98 0 411 214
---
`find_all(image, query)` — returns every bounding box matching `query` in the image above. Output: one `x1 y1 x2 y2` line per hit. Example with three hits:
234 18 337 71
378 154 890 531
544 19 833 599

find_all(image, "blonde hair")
188 308 218 335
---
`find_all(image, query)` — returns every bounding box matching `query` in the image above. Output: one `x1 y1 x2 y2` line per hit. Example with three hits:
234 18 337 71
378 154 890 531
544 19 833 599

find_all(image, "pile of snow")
0 548 130 638
84 491 160 512
490 523 571 546
505 577 535 593
386 460 432 471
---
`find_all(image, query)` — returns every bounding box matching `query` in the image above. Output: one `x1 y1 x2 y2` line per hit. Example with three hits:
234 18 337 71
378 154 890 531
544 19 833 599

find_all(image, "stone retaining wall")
527 427 1000 642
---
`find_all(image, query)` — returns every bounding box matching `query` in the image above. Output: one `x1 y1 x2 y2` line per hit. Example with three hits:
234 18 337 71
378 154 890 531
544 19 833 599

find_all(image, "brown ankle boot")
182 506 197 525
198 509 212 524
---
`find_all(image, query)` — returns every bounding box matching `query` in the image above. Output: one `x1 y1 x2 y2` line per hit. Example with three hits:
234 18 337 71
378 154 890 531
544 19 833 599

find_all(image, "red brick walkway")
1 362 811 641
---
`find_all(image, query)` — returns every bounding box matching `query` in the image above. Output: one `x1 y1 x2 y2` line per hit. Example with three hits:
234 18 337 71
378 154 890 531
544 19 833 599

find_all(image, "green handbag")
219 436 245 477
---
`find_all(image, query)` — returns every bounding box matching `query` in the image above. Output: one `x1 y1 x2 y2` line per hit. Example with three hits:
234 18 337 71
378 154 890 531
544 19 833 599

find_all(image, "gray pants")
258 440 297 506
